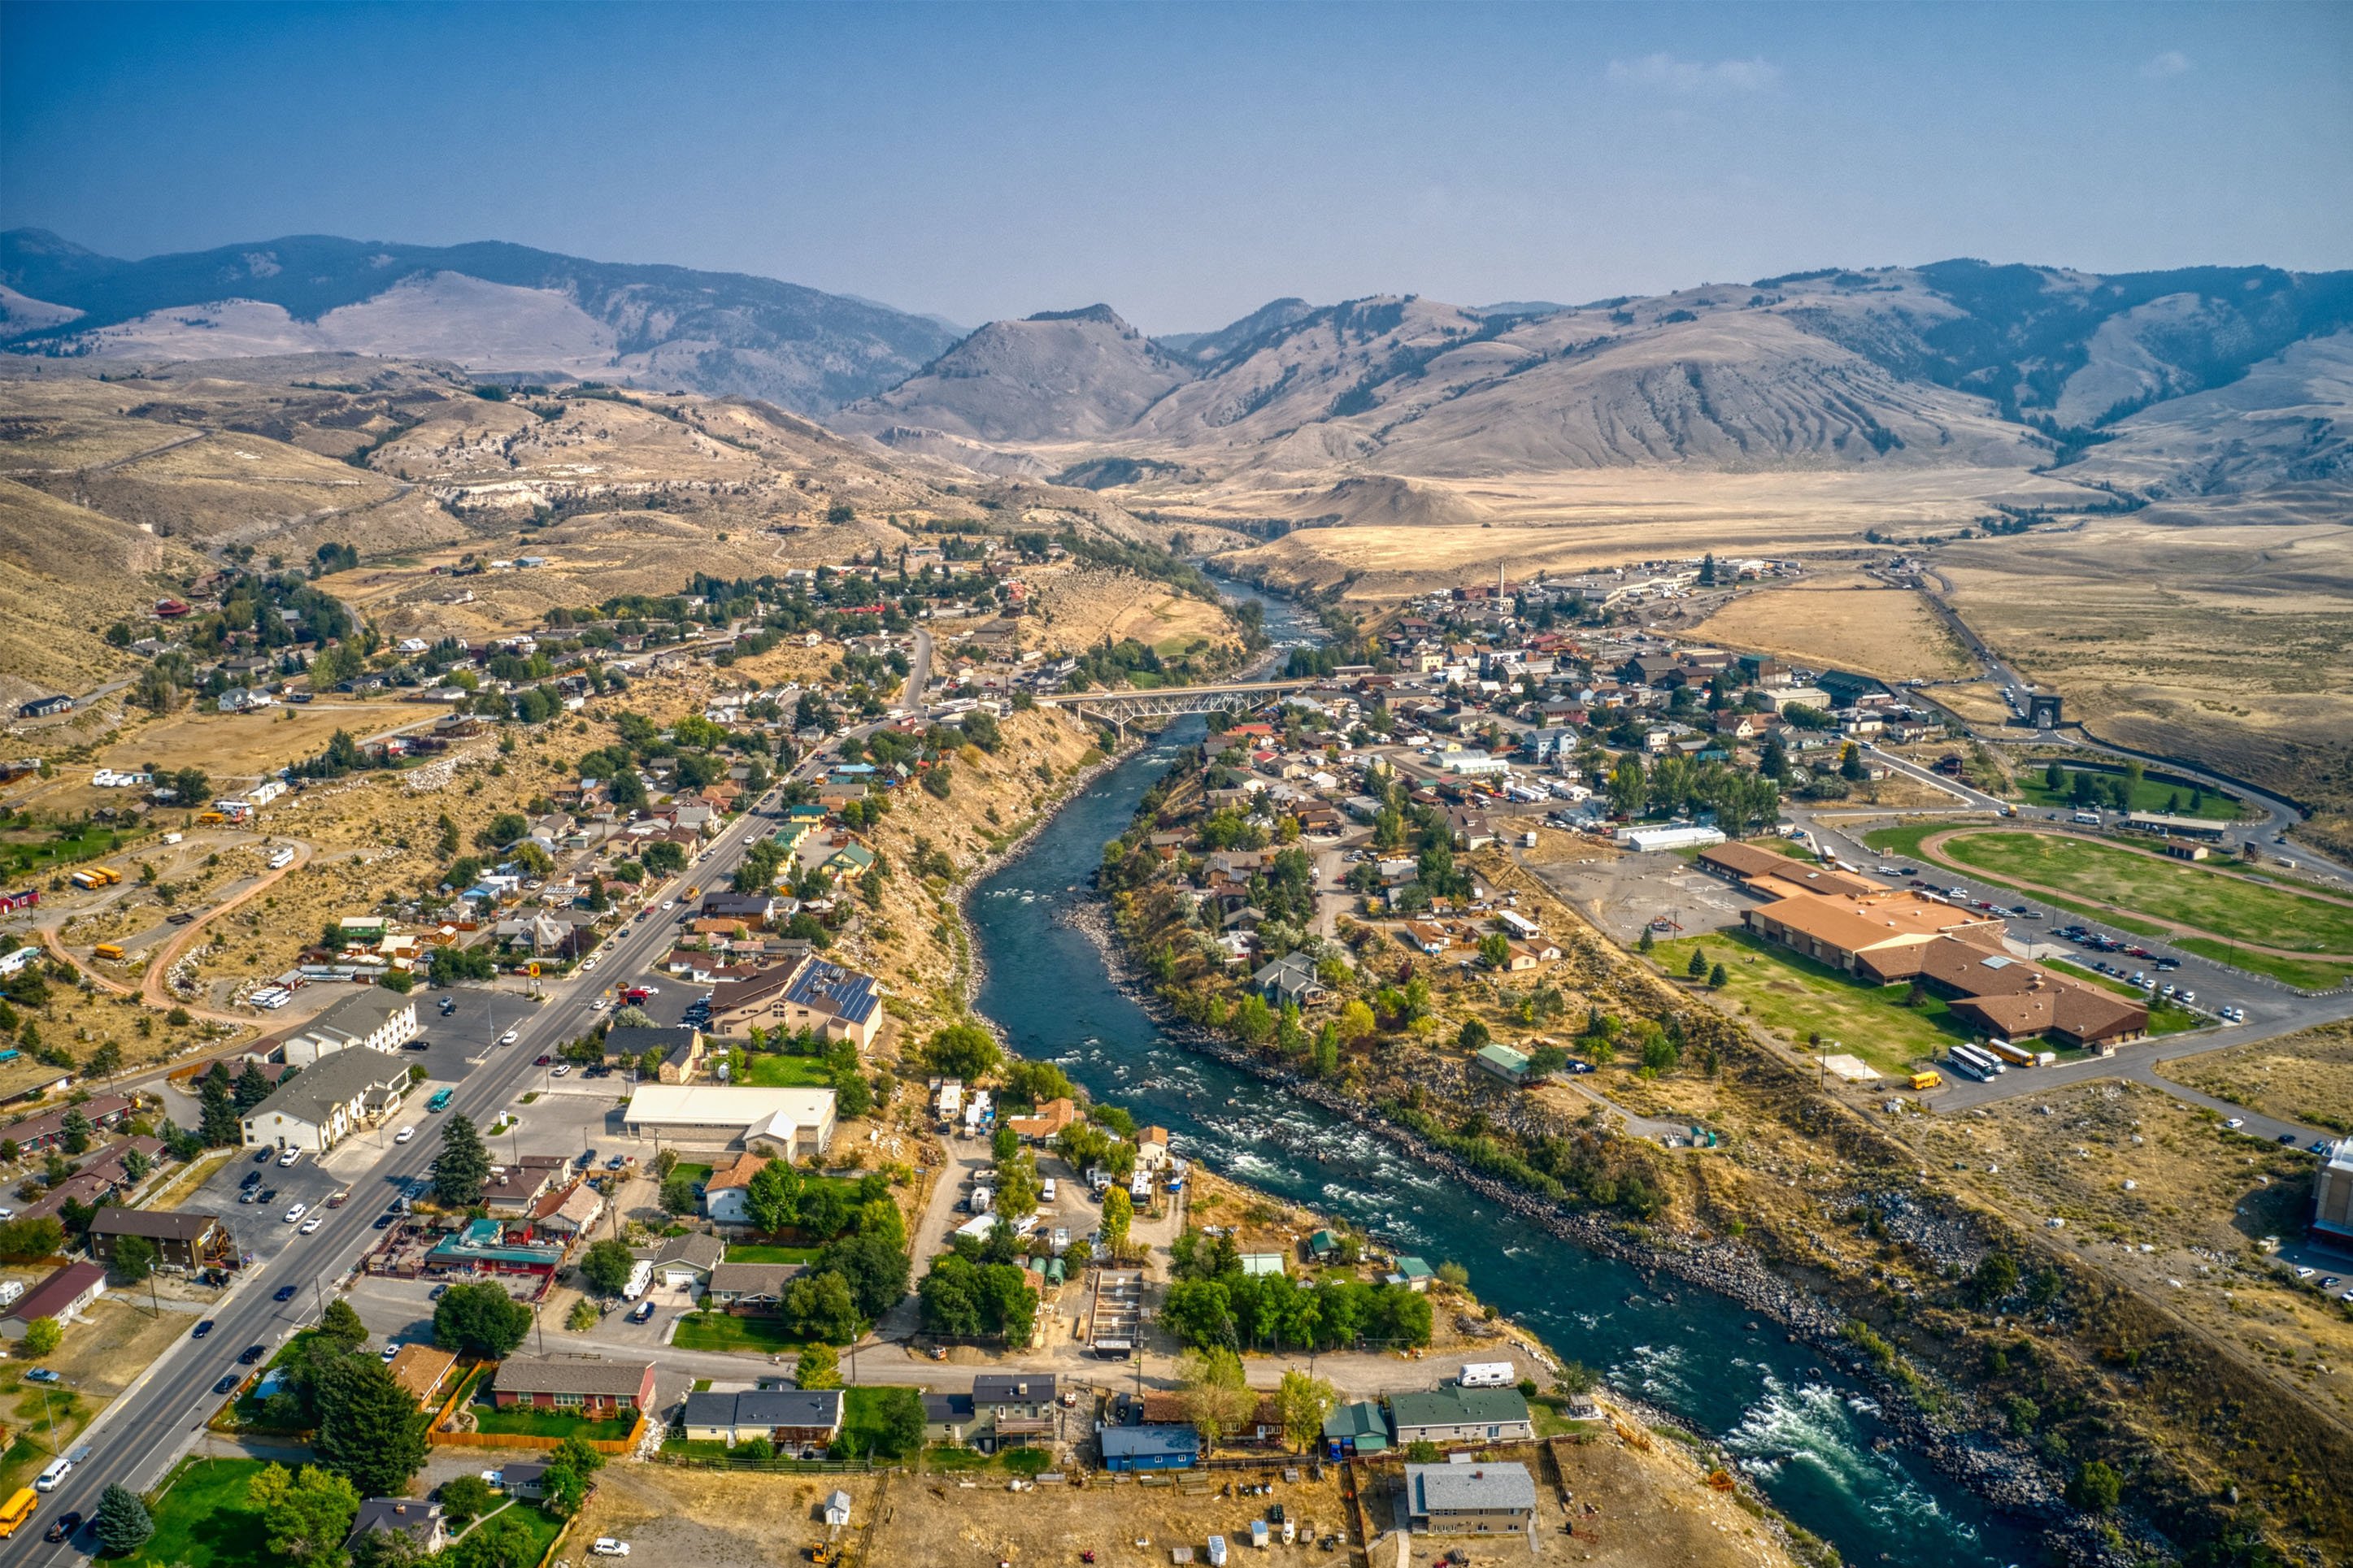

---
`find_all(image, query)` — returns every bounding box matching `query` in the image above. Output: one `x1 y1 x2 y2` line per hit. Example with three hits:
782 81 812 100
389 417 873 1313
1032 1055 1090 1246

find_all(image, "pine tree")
199 1065 241 1146
432 1113 492 1207
94 1483 154 1554
233 1060 274 1111
1709 962 1729 988
1637 927 1655 954
314 1354 428 1498
1687 947 1709 979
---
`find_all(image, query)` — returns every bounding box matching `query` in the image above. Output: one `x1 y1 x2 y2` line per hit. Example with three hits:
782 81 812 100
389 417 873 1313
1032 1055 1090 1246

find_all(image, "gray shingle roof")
1407 1462 1537 1514
242 1045 409 1127
492 1355 651 1398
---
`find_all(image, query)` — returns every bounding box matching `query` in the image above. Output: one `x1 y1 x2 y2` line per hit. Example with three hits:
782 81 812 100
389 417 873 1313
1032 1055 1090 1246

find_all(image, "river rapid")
968 580 2043 1568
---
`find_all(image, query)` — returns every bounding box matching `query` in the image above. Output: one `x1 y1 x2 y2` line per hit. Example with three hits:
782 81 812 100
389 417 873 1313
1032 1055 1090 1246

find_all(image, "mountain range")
0 228 960 415
5 230 2351 502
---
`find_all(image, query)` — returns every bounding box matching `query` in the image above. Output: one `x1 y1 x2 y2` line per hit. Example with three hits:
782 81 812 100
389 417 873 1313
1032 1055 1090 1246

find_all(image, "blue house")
1101 1423 1198 1472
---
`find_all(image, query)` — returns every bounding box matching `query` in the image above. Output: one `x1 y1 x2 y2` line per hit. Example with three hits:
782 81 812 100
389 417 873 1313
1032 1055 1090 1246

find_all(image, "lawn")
2011 767 2246 821
671 1311 813 1353
724 1242 821 1264
456 1498 568 1561
469 1394 635 1440
1650 929 1962 1076
670 1162 713 1188
735 1052 838 1088
1938 831 2353 954
1862 825 2168 936
835 1386 924 1462
124 1457 272 1568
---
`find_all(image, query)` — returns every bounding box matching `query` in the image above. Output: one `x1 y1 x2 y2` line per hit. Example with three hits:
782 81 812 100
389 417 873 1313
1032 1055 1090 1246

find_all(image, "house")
638 1231 725 1292
528 1180 606 1237
346 1499 448 1555
702 1150 772 1226
1006 1097 1077 1144
1322 1401 1391 1457
274 989 420 1067
87 1208 233 1271
705 1262 804 1312
1102 1423 1198 1471
480 1154 569 1216
388 1344 459 1407
622 1084 837 1157
922 1391 975 1445
1135 1127 1172 1170
681 1388 844 1453
1307 1229 1343 1261
1472 1044 1534 1087
1250 952 1326 1010
1401 1462 1537 1538
241 1045 411 1153
972 1373 1057 1449
603 1025 705 1083
2 1261 106 1338
1385 1256 1436 1292
489 1355 655 1417
1386 1385 1535 1444
1404 922 1452 956
494 1460 552 1500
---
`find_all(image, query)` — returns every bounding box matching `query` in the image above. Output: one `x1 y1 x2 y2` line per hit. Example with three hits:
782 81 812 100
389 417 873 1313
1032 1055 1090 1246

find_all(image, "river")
969 578 2041 1567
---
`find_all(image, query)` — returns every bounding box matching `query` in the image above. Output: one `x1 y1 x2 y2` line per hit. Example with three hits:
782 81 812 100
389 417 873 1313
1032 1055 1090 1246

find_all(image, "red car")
535 1054 553 1066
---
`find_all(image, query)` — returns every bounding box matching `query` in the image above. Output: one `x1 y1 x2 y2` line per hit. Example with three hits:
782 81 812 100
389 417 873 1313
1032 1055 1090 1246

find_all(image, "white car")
589 998 609 1012
590 1540 631 1557
394 1127 415 1145
276 1148 300 1167
499 1029 519 1046
381 1343 402 1362
581 958 598 972
299 1215 323 1235
2225 1117 2246 1129
551 1063 571 1078
284 1203 307 1223
660 900 676 911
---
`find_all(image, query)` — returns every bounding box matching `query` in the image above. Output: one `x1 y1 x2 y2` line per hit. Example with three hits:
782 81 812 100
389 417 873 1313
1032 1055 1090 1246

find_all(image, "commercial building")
489 1355 655 1418
86 1208 234 1272
1613 823 1725 853
621 1084 836 1157
276 990 420 1067
1400 1462 1538 1538
1742 888 2006 977
241 1045 413 1153
2313 1139 2353 1245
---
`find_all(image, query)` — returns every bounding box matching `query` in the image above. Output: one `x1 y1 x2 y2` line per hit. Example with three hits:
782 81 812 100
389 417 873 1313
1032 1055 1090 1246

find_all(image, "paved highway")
11 768 818 1561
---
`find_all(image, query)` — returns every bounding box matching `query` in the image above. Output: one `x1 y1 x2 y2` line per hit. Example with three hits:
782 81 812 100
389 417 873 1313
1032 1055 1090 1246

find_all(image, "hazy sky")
5 2 2349 333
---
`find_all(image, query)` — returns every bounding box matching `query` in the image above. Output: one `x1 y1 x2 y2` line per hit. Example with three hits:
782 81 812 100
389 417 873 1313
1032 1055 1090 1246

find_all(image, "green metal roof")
1387 1385 1530 1431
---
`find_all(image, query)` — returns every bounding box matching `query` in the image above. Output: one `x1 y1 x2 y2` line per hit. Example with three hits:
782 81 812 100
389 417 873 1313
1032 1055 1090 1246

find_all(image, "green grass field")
1862 826 2168 936
124 1457 272 1568
671 1311 812 1353
1938 831 2353 954
1651 930 1961 1075
468 1396 633 1439
735 1052 838 1088
2011 767 2246 821
724 1242 820 1264
837 1386 923 1460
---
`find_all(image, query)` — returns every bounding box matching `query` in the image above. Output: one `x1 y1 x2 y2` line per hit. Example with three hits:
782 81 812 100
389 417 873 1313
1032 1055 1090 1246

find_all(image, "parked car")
254 1149 274 1164
550 1063 571 1077
590 1540 631 1557
629 1300 656 1323
439 998 457 1015
373 1211 398 1229
241 1171 262 1188
24 1368 60 1383
277 1148 301 1168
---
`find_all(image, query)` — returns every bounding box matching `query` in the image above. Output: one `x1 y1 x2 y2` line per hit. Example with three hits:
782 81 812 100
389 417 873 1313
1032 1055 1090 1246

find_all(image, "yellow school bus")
0 1487 37 1537
94 942 126 961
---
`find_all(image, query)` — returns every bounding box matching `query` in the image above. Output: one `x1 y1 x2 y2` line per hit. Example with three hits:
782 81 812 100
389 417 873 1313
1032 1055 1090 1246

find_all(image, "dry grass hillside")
1690 570 1976 683
0 477 211 697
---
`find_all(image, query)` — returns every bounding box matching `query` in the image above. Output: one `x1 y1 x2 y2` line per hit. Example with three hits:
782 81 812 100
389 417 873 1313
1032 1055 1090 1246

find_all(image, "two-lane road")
11 784 797 1563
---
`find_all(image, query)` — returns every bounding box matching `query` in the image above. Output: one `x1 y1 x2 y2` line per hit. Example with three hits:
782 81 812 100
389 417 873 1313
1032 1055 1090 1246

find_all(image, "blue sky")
3 2 2348 333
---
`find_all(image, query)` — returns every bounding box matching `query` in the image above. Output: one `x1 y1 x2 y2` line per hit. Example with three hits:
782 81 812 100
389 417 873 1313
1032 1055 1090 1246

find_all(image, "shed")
824 1489 853 1527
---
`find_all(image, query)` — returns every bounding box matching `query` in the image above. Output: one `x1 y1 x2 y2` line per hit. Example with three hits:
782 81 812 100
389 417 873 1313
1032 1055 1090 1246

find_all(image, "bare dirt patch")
1690 574 1973 683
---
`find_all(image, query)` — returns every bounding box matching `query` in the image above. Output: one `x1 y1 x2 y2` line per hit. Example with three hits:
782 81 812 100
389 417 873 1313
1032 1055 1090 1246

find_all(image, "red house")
489 1354 655 1417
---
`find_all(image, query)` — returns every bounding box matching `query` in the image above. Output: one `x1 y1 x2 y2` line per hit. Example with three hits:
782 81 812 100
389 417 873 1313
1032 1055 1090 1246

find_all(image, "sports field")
1936 831 2353 955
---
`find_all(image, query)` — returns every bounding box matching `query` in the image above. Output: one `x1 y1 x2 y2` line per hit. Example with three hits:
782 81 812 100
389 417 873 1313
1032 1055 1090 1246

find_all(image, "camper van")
1456 1361 1516 1388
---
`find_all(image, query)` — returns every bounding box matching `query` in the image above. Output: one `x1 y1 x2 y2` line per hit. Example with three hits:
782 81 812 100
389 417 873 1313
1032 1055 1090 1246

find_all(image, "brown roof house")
489 1354 655 1417
2 1260 105 1340
88 1208 234 1271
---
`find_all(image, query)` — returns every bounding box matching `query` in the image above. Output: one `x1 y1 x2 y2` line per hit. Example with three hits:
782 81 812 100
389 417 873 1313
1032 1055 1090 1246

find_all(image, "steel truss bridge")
1033 677 1325 732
